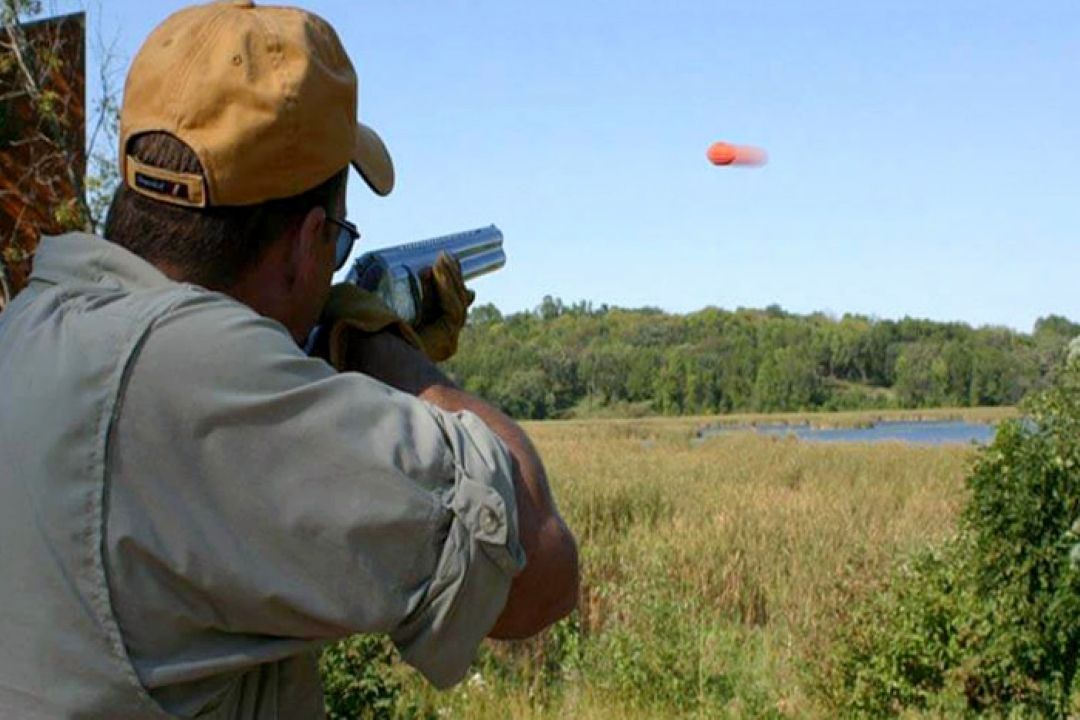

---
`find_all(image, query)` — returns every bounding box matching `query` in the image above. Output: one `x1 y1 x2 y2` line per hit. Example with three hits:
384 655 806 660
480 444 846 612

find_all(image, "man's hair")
104 133 347 289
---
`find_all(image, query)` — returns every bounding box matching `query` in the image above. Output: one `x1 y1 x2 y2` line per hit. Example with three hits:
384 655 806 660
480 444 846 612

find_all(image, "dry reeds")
392 411 980 718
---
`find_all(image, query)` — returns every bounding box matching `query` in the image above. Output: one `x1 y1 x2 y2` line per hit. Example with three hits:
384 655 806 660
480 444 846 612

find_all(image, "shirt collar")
29 233 175 291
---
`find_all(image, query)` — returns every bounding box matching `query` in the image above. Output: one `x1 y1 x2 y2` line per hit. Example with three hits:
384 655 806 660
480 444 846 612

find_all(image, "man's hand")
416 252 475 362
317 284 424 371
317 252 474 370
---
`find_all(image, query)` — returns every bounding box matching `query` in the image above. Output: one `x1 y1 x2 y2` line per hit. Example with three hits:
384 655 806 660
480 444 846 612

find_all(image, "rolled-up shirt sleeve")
391 407 524 686
105 291 526 692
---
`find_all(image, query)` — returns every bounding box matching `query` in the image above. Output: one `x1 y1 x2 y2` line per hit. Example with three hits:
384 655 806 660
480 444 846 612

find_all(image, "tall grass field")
320 401 1080 718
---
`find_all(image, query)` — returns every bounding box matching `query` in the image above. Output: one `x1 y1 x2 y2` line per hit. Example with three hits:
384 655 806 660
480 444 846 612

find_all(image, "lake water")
702 420 997 446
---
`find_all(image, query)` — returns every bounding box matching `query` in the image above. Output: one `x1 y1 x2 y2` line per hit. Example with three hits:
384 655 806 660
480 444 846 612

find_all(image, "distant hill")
445 297 1079 419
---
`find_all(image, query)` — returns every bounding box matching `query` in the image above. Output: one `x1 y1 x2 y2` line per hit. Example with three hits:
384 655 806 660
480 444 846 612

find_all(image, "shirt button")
480 506 501 535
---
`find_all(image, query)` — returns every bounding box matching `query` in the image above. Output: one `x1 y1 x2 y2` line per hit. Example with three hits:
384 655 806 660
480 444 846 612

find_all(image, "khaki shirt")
0 233 524 719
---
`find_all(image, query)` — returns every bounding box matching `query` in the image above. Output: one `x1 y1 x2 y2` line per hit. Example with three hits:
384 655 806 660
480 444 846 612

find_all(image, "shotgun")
305 225 506 355
346 224 505 326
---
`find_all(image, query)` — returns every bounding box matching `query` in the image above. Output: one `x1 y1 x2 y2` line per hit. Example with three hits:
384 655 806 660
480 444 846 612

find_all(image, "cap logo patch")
125 154 208 208
134 172 190 200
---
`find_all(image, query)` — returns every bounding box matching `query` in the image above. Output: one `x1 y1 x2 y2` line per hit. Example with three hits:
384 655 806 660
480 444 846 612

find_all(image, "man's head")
105 0 393 341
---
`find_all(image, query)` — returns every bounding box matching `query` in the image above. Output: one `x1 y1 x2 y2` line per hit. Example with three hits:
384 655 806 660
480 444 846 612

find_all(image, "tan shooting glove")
417 252 476 362
316 252 474 370
316 284 424 371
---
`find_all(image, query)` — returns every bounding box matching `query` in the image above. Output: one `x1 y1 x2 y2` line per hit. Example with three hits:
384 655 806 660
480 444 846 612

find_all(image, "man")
0 1 579 718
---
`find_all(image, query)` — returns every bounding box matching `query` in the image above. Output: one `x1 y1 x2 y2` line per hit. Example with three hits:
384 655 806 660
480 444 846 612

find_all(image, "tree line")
444 296 1079 419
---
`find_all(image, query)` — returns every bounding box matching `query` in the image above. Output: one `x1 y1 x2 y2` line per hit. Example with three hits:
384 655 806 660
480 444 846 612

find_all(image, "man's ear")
288 205 327 287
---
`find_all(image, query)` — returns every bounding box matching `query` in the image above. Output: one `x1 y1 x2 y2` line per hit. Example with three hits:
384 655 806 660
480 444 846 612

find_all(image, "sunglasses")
325 216 360 270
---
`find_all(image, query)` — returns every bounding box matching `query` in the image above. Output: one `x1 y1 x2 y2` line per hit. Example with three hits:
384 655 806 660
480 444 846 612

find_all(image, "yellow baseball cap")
119 0 394 208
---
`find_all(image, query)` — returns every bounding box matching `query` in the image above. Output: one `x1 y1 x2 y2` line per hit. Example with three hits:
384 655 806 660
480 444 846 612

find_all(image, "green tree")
579 344 631 404
493 367 553 419
467 302 503 325
654 345 689 414
1032 314 1080 385
537 294 564 321
753 345 824 412
894 342 947 407
969 335 1021 406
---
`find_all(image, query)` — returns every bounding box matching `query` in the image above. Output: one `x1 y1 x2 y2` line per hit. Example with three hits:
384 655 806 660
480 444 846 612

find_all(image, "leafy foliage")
319 635 430 720
1 2 121 307
824 365 1080 717
448 300 1076 419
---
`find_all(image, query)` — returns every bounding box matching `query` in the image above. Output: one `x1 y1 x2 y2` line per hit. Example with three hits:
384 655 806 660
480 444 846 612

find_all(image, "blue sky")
46 1 1080 330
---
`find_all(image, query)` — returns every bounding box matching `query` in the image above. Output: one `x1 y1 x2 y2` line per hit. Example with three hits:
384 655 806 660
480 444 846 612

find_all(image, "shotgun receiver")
345 224 506 326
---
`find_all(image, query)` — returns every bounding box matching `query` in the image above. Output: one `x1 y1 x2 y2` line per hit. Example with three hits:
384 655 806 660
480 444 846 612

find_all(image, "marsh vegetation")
322 394 1080 718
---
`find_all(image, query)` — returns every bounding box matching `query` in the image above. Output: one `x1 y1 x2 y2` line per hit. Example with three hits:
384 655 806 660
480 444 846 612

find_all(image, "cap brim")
352 122 394 196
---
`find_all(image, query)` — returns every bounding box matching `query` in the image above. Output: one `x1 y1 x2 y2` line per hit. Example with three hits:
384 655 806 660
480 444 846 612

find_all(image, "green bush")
319 635 429 720
824 366 1080 717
